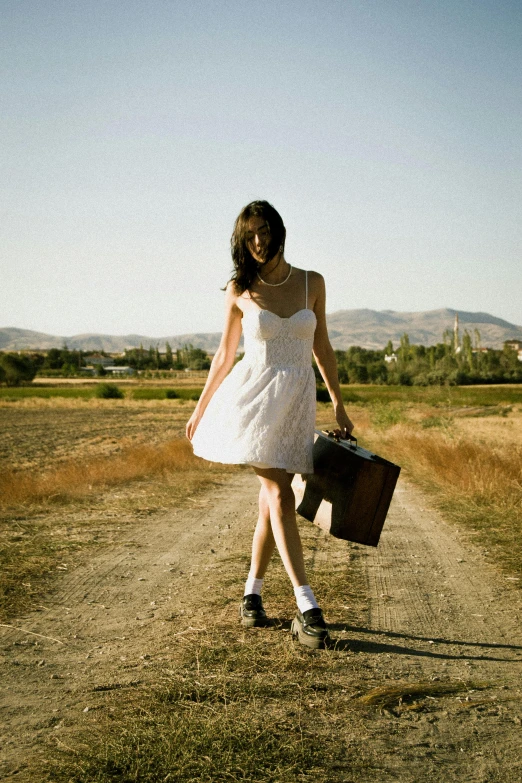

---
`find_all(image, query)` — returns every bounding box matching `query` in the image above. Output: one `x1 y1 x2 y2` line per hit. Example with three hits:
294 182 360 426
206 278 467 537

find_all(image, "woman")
186 200 353 649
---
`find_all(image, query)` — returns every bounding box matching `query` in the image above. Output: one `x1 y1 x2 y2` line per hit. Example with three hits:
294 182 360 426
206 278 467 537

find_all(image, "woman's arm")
311 273 354 435
186 283 243 441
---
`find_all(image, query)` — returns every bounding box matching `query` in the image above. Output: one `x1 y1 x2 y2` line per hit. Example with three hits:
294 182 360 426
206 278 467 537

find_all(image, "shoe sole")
239 604 270 628
291 617 329 649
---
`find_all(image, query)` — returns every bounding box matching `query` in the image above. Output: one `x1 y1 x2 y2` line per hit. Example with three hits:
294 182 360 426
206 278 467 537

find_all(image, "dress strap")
305 270 308 309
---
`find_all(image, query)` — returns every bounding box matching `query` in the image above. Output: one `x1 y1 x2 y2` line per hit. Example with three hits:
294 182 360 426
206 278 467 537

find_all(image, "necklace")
257 264 292 287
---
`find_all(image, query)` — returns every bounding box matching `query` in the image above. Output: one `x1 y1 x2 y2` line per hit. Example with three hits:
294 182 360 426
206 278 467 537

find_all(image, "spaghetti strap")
305 270 308 309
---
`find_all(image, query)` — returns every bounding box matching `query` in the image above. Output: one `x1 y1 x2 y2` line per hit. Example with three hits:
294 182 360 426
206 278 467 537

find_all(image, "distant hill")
325 308 522 350
1 309 521 352
0 328 224 353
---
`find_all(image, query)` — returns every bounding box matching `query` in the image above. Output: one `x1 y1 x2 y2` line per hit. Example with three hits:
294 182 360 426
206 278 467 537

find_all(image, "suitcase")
292 430 401 546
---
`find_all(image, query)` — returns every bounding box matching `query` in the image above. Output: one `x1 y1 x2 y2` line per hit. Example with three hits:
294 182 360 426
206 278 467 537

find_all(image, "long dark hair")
228 201 286 294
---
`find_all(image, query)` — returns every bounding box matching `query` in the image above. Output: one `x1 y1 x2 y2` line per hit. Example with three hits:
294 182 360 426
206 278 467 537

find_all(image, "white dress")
191 271 317 474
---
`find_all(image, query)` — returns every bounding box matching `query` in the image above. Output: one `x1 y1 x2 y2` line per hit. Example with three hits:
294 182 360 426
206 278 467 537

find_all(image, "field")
0 393 240 620
1 383 521 781
2 383 521 621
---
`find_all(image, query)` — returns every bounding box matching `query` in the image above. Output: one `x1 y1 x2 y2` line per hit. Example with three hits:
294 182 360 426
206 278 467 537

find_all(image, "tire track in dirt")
0 472 260 778
353 480 522 783
366 481 522 666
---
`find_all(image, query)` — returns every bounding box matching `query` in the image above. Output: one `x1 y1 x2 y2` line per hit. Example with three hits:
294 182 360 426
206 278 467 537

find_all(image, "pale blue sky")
2 0 521 336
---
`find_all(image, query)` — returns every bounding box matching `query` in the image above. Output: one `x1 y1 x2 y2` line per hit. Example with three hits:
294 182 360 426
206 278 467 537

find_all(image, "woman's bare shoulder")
302 269 325 292
225 279 250 314
291 266 324 282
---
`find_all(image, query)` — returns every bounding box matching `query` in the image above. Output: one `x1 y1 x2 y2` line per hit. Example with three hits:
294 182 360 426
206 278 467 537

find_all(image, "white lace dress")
191 273 317 474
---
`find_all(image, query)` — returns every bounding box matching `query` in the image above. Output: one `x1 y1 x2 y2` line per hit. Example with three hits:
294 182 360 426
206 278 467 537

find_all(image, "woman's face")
245 216 271 263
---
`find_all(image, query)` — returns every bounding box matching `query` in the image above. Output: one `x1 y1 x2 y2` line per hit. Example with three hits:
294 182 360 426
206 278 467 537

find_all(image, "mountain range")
1 309 521 353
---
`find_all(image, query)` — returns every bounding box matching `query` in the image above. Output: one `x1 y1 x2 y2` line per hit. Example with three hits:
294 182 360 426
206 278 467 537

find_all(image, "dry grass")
365 418 522 582
0 438 210 507
0 401 239 620
371 424 522 499
43 632 346 782
0 465 238 623
30 526 371 783
316 395 522 582
357 680 488 709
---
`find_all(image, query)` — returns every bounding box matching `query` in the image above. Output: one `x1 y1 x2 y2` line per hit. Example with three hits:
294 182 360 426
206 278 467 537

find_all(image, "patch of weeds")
438 494 522 580
421 415 454 430
45 696 339 782
341 389 362 403
42 628 357 783
370 403 406 429
131 387 167 400
95 383 124 399
357 680 489 710
0 387 95 400
453 405 514 418
130 387 203 401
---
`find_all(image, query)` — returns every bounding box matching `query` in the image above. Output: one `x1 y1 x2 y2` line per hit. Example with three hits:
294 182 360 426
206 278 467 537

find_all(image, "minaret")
454 312 459 353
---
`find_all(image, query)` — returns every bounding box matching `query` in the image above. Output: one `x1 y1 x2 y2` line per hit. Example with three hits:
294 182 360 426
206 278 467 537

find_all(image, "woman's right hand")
185 408 202 441
185 284 243 443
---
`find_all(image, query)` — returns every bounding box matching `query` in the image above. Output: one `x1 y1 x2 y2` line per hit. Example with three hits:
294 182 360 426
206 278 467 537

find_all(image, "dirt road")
1 473 521 781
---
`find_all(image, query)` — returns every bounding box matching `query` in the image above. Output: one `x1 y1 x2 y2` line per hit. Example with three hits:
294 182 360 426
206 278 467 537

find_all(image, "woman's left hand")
334 407 355 439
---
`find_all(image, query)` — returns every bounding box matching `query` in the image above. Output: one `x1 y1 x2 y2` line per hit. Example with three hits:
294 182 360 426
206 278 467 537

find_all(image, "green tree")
44 348 63 370
462 330 473 371
187 346 211 370
398 333 411 366
0 353 37 386
165 341 173 368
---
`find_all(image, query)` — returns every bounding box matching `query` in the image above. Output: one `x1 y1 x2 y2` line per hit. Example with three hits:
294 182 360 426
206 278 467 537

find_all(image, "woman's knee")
266 482 295 513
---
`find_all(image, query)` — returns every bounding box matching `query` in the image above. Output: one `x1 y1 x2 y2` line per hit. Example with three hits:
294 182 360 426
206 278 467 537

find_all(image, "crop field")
0 399 193 472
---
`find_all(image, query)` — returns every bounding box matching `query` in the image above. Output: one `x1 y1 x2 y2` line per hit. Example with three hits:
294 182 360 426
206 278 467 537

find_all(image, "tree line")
0 344 210 386
326 334 522 386
1 333 521 386
113 344 211 371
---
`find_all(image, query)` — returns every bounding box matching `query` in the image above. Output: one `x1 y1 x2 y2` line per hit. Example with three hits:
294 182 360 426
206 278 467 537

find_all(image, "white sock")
294 584 319 613
244 575 264 597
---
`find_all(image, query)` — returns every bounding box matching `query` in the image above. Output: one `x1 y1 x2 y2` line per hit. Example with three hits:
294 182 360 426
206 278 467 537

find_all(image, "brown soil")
0 403 190 472
1 472 521 782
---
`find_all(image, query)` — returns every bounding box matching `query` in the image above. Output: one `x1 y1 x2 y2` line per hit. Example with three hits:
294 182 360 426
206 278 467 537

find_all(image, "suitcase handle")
321 429 358 449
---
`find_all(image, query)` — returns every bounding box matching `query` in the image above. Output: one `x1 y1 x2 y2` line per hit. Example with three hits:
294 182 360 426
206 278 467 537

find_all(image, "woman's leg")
253 467 308 587
248 468 328 647
240 485 275 627
248 485 276 579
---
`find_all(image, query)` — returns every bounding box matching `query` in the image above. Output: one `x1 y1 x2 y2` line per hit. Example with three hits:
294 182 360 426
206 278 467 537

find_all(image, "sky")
2 0 521 337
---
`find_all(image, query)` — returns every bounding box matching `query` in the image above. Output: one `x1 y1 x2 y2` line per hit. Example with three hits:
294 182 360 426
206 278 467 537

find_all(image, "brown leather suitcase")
292 430 401 546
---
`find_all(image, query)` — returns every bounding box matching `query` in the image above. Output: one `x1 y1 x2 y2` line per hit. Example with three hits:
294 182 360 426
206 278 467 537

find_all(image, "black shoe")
239 594 269 628
291 608 329 649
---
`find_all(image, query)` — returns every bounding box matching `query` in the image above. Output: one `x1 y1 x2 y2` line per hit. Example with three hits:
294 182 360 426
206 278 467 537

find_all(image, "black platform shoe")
239 594 269 628
291 608 329 649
